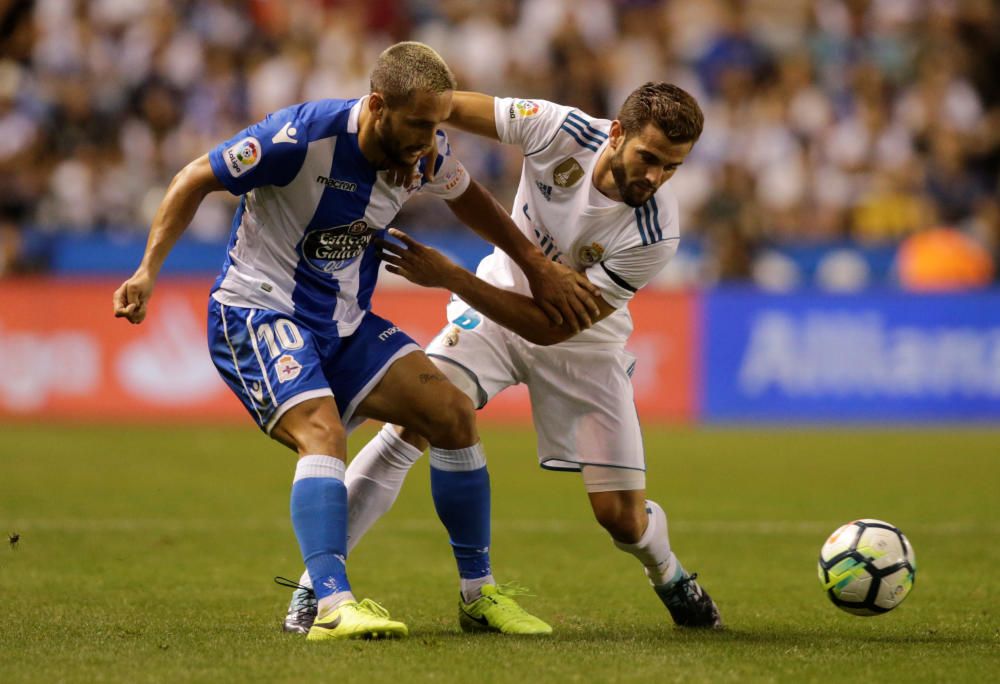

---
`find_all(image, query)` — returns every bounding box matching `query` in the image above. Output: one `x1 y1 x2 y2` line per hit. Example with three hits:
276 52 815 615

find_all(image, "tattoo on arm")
419 373 447 384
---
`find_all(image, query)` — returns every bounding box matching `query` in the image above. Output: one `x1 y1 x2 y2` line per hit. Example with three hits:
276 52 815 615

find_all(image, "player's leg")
527 345 721 628
349 313 548 634
272 399 408 640
339 317 503 556
207 301 406 640
358 350 551 635
291 422 426 598
357 350 493 588
351 316 497 598
342 357 477 553
284 358 471 634
583 473 720 628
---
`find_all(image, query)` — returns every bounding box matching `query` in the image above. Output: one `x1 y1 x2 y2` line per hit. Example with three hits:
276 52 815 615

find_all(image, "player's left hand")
378 228 458 289
522 256 601 333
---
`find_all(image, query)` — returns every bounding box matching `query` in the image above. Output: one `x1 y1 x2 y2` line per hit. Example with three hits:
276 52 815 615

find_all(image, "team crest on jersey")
224 137 261 177
441 325 461 347
301 220 374 274
510 99 539 119
577 242 605 266
275 354 302 383
553 157 584 188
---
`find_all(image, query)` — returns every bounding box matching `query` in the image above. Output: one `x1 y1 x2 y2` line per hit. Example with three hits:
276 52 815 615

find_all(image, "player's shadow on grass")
450 625 994 646
708 629 995 646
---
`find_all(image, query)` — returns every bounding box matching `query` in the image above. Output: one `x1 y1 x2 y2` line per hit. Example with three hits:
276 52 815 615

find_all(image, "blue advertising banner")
702 289 1000 422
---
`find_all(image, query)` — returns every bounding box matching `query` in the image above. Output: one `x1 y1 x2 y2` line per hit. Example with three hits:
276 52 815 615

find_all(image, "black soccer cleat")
654 573 723 629
274 576 318 634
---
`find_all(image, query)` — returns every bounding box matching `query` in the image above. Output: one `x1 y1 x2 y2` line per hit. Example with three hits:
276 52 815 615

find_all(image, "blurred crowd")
1 0 998 285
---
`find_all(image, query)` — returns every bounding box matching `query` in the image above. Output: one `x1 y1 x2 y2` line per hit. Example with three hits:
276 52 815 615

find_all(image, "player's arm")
380 228 615 346
446 179 600 332
113 155 223 324
446 91 501 140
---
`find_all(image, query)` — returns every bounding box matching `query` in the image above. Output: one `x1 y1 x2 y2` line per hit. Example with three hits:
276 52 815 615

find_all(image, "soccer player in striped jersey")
284 82 723 632
113 42 598 640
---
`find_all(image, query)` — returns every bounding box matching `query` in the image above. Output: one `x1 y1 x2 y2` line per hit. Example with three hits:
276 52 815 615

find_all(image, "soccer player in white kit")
284 82 723 631
113 43 597 640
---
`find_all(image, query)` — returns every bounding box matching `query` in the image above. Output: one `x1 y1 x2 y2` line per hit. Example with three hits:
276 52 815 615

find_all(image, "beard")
378 117 419 169
610 149 655 207
376 116 413 168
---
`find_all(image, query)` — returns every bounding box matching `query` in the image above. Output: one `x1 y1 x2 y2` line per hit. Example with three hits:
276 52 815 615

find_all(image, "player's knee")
299 419 346 456
276 403 346 456
592 497 647 544
394 424 430 452
421 387 477 447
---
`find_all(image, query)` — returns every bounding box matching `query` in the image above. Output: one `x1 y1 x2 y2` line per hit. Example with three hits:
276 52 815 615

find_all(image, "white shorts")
426 306 645 473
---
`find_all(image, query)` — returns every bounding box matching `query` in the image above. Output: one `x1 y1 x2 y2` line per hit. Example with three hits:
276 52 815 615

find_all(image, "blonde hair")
370 42 456 107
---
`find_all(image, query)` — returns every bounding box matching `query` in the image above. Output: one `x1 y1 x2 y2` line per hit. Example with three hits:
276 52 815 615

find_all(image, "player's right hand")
523 257 601 333
113 271 155 324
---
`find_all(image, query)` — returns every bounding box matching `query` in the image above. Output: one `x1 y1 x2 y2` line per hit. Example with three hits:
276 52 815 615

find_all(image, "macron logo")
378 326 400 341
316 175 358 192
271 121 298 145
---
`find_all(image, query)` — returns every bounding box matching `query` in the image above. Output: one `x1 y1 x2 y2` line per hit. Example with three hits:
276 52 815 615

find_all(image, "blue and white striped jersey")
207 97 469 336
464 97 680 346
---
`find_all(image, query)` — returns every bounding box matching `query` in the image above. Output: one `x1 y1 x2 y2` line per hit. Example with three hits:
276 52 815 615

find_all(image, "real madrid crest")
577 242 605 266
553 157 585 188
442 325 461 347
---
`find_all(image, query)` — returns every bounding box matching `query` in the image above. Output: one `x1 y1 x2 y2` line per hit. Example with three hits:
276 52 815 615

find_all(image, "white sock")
612 500 683 587
318 593 354 617
461 575 496 604
297 424 423 590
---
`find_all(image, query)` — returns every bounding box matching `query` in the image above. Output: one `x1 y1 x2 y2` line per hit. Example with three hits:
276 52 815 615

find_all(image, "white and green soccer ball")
817 519 916 616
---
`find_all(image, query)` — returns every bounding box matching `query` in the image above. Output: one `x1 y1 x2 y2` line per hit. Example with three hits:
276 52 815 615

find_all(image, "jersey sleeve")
208 104 309 196
418 129 471 201
588 191 682 307
493 97 574 156
585 239 679 309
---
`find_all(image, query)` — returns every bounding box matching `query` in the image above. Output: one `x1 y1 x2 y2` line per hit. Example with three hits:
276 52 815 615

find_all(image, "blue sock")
290 455 351 604
429 444 492 585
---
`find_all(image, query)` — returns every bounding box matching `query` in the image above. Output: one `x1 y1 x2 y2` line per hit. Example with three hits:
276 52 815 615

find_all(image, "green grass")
1 425 998 683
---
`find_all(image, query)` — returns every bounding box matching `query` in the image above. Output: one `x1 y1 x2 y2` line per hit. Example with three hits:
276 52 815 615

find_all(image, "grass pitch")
1 424 998 683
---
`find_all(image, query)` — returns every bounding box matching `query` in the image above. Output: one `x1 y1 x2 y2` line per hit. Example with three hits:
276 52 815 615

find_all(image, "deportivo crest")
577 242 605 266
275 354 302 383
553 157 585 188
224 137 261 177
300 220 374 274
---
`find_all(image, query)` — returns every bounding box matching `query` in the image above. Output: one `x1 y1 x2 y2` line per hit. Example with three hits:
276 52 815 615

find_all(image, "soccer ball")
817 519 916 616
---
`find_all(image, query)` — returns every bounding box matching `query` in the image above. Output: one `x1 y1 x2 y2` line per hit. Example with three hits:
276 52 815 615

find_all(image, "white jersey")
459 97 680 347
208 97 470 337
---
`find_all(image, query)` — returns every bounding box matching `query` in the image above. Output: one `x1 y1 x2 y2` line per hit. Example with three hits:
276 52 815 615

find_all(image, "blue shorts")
207 299 420 433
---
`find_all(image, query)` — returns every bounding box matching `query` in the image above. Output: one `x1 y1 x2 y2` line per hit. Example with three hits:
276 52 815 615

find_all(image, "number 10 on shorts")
256 319 304 358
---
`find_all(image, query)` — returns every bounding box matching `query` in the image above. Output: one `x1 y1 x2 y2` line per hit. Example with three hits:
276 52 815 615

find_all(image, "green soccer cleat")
458 583 552 635
306 598 409 641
